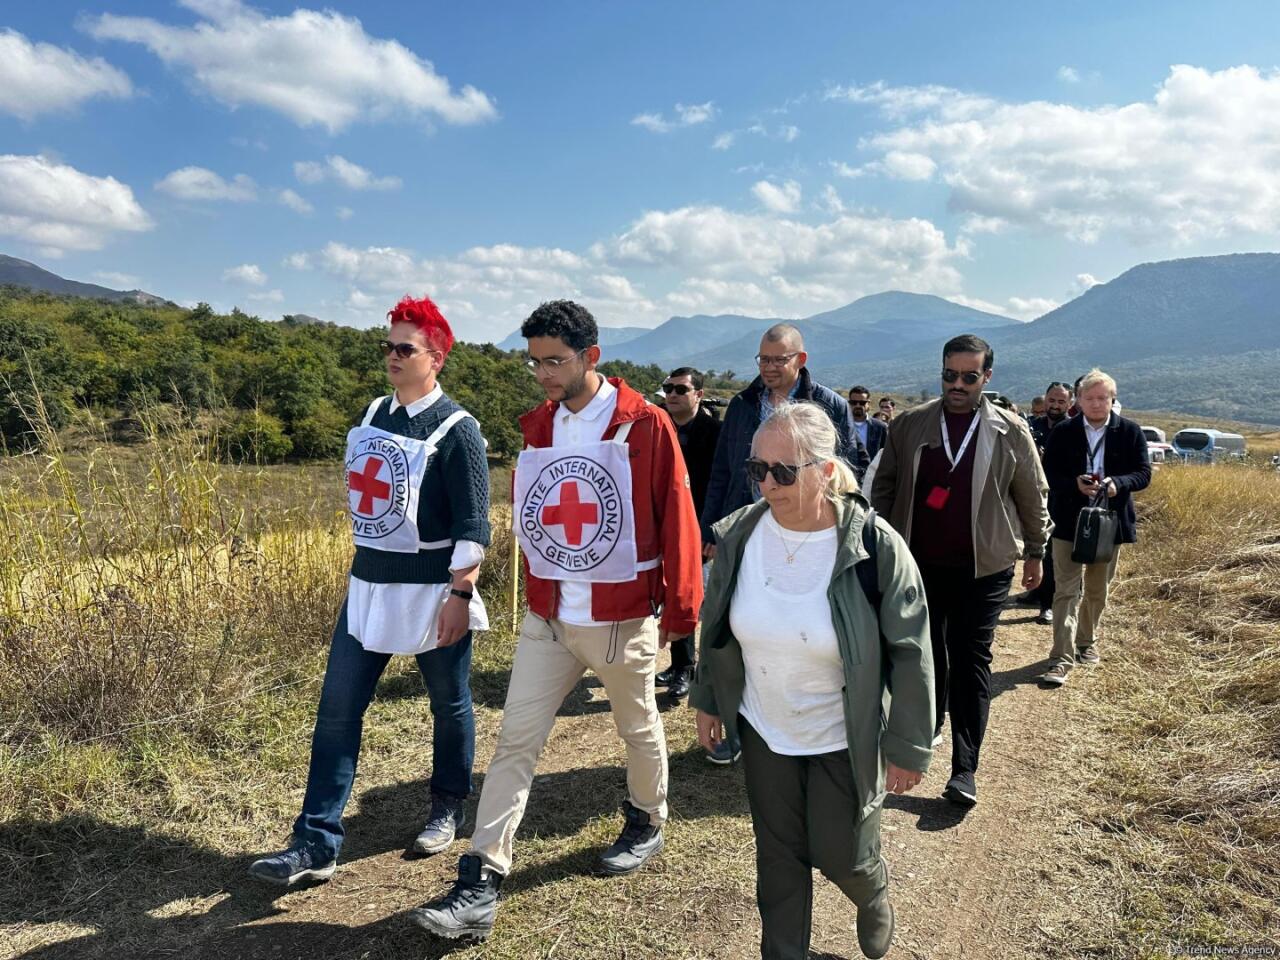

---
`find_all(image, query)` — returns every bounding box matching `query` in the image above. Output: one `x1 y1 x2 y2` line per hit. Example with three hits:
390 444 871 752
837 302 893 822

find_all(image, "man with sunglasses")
847 385 887 463
699 324 859 762
655 367 720 701
412 300 703 944
1018 381 1075 624
870 334 1048 808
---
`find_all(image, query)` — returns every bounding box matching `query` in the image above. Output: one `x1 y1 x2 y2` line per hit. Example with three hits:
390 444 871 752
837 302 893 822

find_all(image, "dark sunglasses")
380 339 432 360
662 383 695 396
744 457 818 486
848 398 869 405
941 368 983 386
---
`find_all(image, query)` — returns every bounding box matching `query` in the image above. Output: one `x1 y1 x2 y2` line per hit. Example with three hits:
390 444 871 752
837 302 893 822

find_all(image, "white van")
1171 428 1248 462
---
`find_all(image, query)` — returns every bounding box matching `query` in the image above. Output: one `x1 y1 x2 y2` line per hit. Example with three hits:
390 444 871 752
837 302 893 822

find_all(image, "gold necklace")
776 521 817 564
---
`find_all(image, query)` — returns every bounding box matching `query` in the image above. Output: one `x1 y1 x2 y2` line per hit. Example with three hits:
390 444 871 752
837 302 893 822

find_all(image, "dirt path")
6 597 1081 960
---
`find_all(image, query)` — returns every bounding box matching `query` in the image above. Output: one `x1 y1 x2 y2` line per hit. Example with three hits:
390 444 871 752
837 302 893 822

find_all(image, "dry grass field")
1 413 1277 959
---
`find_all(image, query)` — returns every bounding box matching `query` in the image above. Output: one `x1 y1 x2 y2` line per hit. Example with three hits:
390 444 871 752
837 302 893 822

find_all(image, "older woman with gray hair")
690 402 935 960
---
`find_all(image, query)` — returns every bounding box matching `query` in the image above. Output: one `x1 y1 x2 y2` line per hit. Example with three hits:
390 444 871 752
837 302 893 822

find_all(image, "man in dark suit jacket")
847 385 887 473
1039 369 1151 686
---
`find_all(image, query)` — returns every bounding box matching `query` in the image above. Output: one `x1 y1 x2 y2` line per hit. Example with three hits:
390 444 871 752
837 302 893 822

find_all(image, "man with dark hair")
655 365 720 700
878 397 897 421
847 385 887 464
1030 396 1046 419
1018 381 1074 624
871 333 1049 807
412 300 704 943
699 323 859 763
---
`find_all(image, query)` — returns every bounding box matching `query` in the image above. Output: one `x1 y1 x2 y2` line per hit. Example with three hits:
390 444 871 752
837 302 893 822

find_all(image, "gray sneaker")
1040 662 1071 686
248 844 336 886
599 801 664 875
414 793 466 855
1077 645 1101 665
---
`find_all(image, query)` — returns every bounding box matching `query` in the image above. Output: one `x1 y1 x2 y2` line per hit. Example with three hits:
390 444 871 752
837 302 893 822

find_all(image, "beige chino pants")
1049 538 1122 667
468 611 668 875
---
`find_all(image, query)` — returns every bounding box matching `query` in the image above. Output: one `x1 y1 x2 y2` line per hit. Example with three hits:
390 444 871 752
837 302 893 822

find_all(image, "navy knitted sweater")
349 394 492 584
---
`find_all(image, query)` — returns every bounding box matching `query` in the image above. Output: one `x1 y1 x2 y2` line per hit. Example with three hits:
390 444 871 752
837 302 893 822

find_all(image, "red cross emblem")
541 481 599 546
349 456 392 515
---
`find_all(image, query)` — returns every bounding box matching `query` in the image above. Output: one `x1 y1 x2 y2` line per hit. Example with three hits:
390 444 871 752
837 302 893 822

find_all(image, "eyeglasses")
848 398 869 406
380 339 436 360
662 383 694 396
755 352 800 368
941 368 983 386
524 349 587 374
744 457 819 486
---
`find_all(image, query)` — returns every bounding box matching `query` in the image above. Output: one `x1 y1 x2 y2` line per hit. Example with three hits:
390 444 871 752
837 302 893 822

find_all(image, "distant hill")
496 324 650 351
822 254 1280 425
0 254 167 305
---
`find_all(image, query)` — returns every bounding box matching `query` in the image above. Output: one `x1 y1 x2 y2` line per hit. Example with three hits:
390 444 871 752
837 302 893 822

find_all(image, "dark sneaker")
248 844 336 886
943 771 977 807
667 667 692 701
414 792 466 855
1035 608 1053 625
409 854 502 942
599 801 664 875
856 858 895 959
1008 590 1037 608
1040 662 1071 686
654 667 674 687
1077 645 1101 666
705 739 741 765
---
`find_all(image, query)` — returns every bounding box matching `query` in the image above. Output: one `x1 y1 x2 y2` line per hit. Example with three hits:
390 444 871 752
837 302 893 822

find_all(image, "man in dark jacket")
1039 369 1150 686
701 323 861 548
847 385 888 467
1019 381 1073 623
657 366 720 699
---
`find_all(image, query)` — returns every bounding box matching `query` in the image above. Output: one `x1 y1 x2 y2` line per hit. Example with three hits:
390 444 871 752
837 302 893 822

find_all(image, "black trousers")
739 716 885 960
1031 536 1056 612
669 635 695 671
918 564 1014 776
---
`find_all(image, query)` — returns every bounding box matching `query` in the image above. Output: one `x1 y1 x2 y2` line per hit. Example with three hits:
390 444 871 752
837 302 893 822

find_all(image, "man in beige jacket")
871 334 1049 807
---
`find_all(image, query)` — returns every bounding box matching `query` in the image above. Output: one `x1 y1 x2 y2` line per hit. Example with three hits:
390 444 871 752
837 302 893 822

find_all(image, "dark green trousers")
740 716 887 960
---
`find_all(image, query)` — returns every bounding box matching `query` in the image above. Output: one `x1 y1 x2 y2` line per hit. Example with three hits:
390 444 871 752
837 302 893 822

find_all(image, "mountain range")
0 255 167 305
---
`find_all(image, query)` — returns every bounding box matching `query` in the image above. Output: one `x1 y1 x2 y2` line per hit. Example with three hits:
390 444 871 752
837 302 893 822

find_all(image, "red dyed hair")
387 295 455 356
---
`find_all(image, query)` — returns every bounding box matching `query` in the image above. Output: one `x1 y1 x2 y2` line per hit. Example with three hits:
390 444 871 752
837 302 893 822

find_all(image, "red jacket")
517 378 703 635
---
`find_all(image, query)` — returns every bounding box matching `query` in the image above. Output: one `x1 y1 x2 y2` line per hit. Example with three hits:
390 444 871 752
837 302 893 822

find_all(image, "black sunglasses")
380 339 432 360
662 383 695 395
941 368 983 386
744 458 818 486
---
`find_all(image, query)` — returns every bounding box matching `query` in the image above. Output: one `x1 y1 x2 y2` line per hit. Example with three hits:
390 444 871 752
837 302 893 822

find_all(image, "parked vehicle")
1141 426 1167 443
1171 428 1248 462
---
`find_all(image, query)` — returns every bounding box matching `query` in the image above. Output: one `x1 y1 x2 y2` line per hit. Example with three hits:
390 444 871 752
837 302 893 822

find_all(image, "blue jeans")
292 599 475 859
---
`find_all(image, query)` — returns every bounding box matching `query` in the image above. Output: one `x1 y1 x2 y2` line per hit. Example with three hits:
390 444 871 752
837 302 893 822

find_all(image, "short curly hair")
521 300 598 352
387 295 454 356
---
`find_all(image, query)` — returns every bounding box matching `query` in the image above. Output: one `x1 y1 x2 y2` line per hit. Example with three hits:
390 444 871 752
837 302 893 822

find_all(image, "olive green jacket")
688 494 935 823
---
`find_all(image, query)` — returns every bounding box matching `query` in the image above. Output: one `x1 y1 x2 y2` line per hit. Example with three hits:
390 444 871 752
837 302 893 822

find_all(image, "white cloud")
779 125 800 143
632 100 717 133
881 151 936 181
283 252 311 270
0 154 152 254
248 288 285 303
336 206 354 220
84 0 497 133
751 179 802 214
1071 272 1101 294
223 263 267 286
278 188 312 213
0 28 132 120
1006 296 1059 319
829 160 865 179
156 166 257 201
1057 66 1081 84
293 155 400 191
819 184 845 215
712 132 736 151
93 270 141 287
845 65 1280 244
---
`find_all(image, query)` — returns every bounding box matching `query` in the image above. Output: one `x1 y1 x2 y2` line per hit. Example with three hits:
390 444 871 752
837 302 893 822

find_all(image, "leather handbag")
1071 487 1118 564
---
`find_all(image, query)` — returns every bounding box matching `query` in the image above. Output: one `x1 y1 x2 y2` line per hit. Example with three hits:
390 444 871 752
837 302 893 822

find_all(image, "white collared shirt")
551 377 619 625
347 384 487 655
1084 419 1107 476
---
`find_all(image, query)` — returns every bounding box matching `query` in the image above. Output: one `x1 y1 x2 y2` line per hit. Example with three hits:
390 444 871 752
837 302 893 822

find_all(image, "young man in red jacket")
411 300 703 943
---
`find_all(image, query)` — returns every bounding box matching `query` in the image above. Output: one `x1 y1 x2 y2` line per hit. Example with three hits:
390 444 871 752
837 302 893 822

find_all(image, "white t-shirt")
346 386 488 655
550 378 619 625
729 511 847 755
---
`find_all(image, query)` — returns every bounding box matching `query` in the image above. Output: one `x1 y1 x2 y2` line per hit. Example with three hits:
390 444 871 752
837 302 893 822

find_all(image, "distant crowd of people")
247 296 1151 960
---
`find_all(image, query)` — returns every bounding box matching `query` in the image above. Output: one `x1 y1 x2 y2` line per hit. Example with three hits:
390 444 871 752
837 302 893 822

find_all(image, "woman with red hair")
250 295 492 886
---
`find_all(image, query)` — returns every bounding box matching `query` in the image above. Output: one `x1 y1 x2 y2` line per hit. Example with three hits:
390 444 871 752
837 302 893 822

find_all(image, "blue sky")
3 0 1280 342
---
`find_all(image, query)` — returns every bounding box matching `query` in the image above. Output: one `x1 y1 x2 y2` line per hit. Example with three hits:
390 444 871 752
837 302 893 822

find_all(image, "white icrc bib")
344 396 474 554
513 421 645 583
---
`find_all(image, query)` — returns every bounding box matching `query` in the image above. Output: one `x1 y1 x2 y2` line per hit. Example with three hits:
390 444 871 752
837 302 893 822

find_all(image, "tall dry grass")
1075 461 1280 951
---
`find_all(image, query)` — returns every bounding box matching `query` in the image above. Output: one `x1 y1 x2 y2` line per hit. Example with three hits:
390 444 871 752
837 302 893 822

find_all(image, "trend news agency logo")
346 436 411 539
521 455 624 572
